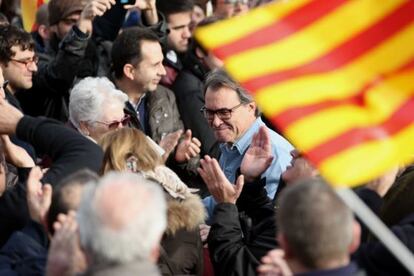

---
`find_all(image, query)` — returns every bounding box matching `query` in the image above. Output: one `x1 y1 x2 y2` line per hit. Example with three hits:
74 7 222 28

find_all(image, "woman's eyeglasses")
95 114 131 130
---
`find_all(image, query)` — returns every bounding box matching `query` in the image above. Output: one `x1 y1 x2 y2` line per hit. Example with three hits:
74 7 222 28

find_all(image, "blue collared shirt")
203 117 294 219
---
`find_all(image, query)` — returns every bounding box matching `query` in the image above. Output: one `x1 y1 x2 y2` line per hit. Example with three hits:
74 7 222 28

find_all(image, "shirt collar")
129 93 147 111
220 117 263 154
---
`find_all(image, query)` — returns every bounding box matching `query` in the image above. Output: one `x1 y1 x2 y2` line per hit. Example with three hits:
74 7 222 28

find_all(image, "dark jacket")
380 165 414 227
124 85 184 144
353 213 414 276
0 220 48 275
159 193 205 276
16 2 127 122
0 116 103 247
171 54 219 158
296 262 365 276
208 178 278 276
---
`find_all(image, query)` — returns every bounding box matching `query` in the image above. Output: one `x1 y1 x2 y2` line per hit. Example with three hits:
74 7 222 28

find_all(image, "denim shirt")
203 117 294 220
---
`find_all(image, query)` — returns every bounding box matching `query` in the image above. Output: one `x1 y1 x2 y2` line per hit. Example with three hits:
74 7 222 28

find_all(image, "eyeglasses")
200 103 244 121
224 0 249 5
1 80 8 91
10 56 39 67
95 114 131 130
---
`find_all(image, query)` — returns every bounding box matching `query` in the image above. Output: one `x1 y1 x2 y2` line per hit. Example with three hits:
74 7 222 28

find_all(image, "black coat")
16 2 127 122
207 178 278 276
0 116 103 247
354 213 414 276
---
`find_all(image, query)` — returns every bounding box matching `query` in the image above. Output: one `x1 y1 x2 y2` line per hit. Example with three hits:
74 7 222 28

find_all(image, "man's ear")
248 101 256 114
78 121 90 136
278 233 293 259
123 64 135 81
349 220 361 254
195 47 206 59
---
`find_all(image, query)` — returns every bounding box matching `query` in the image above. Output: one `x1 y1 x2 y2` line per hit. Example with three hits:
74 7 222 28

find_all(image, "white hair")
77 172 167 264
68 77 128 129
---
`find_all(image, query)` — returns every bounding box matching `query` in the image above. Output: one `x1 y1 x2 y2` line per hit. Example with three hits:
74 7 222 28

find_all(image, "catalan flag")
195 0 414 187
21 0 48 32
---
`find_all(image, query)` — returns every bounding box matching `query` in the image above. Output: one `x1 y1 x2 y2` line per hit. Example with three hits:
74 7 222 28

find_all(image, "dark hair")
0 25 35 64
47 169 99 235
111 27 160 79
204 69 261 117
156 0 194 18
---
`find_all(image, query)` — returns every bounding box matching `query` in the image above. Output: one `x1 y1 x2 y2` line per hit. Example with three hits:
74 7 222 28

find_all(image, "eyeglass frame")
200 102 245 121
94 114 131 129
9 55 39 67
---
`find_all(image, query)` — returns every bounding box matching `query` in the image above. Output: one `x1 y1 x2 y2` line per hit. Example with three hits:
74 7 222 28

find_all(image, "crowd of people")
0 0 413 275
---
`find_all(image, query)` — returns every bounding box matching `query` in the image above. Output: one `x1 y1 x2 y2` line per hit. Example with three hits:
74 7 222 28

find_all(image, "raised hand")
124 0 155 10
257 249 292 276
46 211 86 276
199 223 211 245
159 130 183 162
1 135 35 168
175 129 201 163
78 0 116 34
124 0 158 25
198 155 244 204
26 166 52 224
241 126 274 183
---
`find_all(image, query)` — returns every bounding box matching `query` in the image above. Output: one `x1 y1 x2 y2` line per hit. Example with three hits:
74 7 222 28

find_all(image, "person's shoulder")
266 126 294 151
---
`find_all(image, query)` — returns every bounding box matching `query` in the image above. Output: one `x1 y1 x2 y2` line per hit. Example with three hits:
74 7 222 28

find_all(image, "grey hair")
77 172 167 264
204 69 261 117
278 179 354 269
69 77 128 129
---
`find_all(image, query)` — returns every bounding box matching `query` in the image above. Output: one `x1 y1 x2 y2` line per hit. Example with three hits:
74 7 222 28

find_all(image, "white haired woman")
68 77 129 142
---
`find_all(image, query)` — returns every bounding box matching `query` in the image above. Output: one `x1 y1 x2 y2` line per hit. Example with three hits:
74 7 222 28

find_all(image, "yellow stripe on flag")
21 0 48 32
225 0 406 81
195 0 312 49
320 123 414 186
255 22 414 116
284 69 414 151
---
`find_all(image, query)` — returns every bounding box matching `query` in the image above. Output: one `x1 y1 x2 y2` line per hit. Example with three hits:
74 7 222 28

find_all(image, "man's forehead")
140 41 163 61
10 45 35 57
167 12 192 26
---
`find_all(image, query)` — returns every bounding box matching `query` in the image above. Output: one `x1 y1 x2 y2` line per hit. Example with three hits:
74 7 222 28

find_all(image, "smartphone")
118 0 135 5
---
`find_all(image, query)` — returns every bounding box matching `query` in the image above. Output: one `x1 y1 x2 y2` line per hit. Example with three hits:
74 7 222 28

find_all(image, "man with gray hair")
202 69 294 218
77 172 167 275
258 179 363 275
68 76 129 142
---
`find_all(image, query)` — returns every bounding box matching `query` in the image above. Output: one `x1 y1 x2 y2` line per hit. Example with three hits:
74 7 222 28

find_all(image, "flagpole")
336 188 414 274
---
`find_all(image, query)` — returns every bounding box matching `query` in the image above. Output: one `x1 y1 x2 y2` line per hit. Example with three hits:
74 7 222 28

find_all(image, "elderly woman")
68 77 129 142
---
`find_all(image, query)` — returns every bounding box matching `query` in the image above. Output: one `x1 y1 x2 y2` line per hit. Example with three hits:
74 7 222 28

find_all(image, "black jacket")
0 116 103 247
354 213 414 276
16 2 127 122
0 220 48 275
208 178 278 276
171 48 219 158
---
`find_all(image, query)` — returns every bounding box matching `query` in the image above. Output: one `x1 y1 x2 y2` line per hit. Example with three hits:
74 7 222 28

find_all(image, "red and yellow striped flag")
195 0 414 187
21 0 49 32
